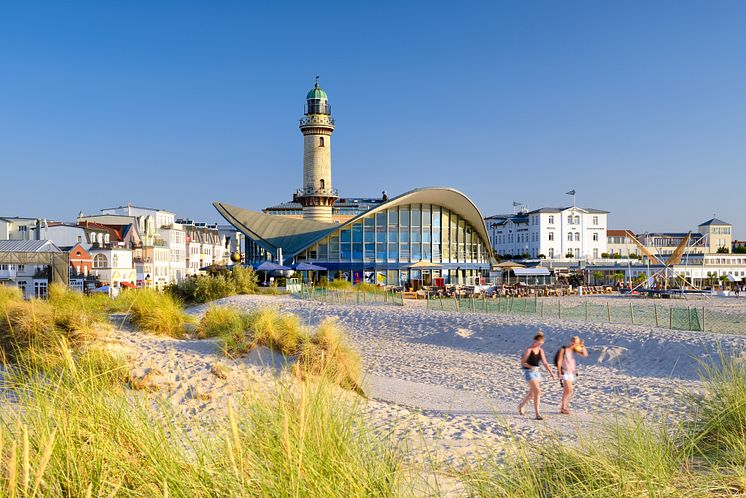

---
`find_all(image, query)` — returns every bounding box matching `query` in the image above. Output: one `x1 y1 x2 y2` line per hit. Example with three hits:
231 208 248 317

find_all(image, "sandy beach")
98 293 746 471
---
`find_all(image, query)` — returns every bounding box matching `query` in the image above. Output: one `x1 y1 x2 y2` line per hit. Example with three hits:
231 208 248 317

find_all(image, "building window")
574 215 580 224
575 248 580 258
93 254 108 268
593 248 599 259
575 232 580 241
113 254 119 267
34 281 48 299
593 233 598 242
548 248 554 258
319 137 325 147
548 215 554 224
567 215 573 224
593 216 599 225
320 179 325 190
567 233 573 241
548 232 554 241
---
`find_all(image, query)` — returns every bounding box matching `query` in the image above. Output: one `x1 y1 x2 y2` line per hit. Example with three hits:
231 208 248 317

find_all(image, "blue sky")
1 1 745 237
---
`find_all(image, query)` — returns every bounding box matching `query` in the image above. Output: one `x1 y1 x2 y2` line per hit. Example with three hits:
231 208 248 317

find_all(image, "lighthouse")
296 77 338 222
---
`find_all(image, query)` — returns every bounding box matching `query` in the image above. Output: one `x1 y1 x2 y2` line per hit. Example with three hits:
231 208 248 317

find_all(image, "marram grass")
460 355 746 498
203 307 364 394
0 364 403 497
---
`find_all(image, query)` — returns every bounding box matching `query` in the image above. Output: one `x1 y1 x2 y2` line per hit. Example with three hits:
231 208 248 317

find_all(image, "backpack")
553 346 566 369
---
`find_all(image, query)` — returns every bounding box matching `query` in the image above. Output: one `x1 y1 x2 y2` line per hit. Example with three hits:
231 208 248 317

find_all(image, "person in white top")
556 336 588 415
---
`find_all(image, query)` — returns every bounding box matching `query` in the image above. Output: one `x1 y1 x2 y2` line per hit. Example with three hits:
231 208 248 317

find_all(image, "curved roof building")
214 82 493 286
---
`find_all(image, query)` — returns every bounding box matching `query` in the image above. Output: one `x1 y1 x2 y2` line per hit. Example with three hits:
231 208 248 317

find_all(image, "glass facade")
295 203 491 285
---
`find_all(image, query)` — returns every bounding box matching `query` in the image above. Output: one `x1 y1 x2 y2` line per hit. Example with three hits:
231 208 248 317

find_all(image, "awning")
120 281 135 288
254 261 291 271
726 274 738 282
293 262 327 271
408 261 442 269
494 261 526 269
513 268 550 276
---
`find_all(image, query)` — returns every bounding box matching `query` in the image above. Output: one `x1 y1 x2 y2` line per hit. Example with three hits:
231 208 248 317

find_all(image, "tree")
717 246 730 253
706 271 718 286
592 271 604 284
601 252 610 259
565 252 575 258
719 274 729 288
538 253 546 259
633 272 648 285
734 246 746 254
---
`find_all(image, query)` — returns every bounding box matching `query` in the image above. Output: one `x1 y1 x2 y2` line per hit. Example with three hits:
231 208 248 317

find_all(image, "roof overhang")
214 187 495 264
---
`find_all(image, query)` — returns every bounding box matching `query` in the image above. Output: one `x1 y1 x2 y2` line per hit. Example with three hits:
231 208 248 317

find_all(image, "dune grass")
293 317 365 396
461 355 746 497
320 278 353 291
0 363 402 497
196 305 249 339
125 289 191 338
245 308 304 355
201 307 364 394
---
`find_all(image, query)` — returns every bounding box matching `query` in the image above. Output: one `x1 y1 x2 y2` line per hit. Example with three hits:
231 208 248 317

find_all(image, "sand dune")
106 294 745 464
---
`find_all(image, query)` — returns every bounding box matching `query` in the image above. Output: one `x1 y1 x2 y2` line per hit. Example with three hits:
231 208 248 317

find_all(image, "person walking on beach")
556 335 589 415
518 331 555 420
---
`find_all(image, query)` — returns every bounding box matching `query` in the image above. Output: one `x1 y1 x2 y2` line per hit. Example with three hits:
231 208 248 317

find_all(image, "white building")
182 222 227 275
486 206 608 260
89 246 135 290
86 205 188 286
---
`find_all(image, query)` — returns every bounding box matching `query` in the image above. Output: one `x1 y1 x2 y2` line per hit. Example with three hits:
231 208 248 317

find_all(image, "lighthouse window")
320 179 325 190
319 137 325 147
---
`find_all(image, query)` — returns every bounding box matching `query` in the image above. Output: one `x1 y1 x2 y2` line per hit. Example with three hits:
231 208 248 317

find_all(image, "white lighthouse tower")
296 77 338 222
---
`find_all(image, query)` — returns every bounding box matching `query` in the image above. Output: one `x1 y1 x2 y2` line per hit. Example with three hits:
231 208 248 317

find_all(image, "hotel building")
486 206 608 260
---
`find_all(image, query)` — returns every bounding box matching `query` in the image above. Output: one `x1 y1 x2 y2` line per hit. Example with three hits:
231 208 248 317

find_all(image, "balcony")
299 115 334 127
295 187 339 198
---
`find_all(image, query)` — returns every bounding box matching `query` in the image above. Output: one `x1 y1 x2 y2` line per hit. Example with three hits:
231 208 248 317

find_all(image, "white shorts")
561 373 576 383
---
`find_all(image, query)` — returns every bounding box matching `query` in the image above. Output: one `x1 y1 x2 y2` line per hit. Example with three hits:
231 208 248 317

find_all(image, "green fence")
297 286 404 307
426 296 746 334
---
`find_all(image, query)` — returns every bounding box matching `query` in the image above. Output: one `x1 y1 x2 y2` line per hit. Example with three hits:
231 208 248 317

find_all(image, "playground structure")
625 231 711 297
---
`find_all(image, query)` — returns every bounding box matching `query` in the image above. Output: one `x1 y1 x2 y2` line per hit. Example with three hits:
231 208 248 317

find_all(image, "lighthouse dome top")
306 79 328 100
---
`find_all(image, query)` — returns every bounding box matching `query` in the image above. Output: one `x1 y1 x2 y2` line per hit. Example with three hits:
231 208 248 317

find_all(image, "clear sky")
1 1 745 237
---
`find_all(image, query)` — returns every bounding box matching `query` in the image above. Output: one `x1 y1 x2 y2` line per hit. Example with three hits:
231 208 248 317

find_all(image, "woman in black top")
518 331 555 420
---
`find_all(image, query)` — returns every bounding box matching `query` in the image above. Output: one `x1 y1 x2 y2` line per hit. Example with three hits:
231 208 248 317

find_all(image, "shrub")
168 267 258 304
293 318 364 396
127 289 189 338
231 266 258 294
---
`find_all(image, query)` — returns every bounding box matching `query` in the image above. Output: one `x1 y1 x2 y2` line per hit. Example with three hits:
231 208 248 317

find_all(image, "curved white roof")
214 187 494 262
